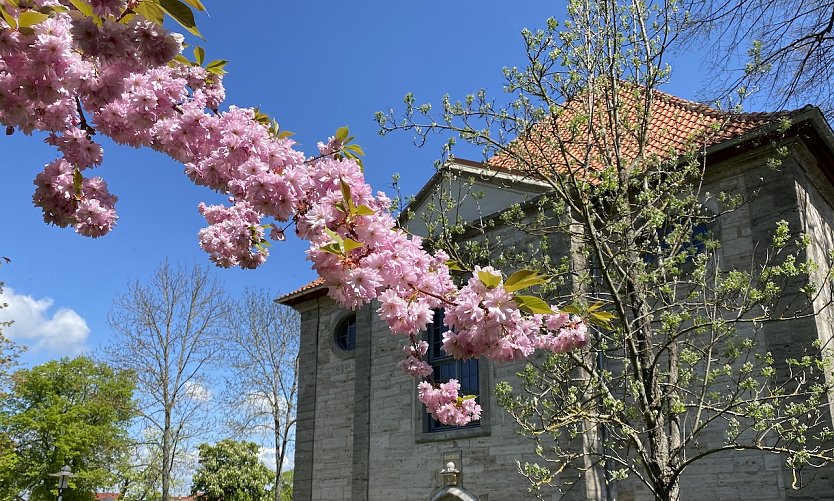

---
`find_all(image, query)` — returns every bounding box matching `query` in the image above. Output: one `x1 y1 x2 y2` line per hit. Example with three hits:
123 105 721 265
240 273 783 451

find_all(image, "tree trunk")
273 415 282 501
162 408 172 501
655 477 680 501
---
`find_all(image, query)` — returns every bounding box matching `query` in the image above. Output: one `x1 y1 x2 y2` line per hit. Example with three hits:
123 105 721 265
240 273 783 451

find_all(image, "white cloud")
258 446 276 470
243 392 274 414
0 287 89 354
259 446 294 472
184 380 212 402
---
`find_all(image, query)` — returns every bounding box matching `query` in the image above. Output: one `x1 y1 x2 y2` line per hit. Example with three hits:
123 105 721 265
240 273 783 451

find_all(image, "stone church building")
280 91 834 500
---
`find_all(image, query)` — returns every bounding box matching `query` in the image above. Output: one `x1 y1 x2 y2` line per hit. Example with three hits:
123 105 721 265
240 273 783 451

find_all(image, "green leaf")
343 238 363 253
193 45 204 65
445 259 465 272
477 270 502 288
205 60 227 76
252 109 270 125
353 204 376 216
159 0 202 39
319 243 342 255
276 130 295 139
0 357 137 497
45 4 69 13
17 10 48 27
560 305 582 315
587 301 606 312
323 227 341 243
180 0 205 10
135 1 163 24
72 169 83 197
173 54 191 65
68 0 92 17
335 126 349 141
514 295 555 315
504 269 548 292
590 310 616 327
205 59 227 71
117 11 136 23
340 179 353 210
344 143 365 156
0 6 17 29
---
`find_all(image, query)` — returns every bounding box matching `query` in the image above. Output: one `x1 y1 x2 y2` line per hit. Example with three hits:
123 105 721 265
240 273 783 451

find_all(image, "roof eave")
396 157 551 227
276 283 328 307
705 106 827 158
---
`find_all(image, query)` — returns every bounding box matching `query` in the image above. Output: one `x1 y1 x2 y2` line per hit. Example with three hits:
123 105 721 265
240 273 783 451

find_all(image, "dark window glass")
335 314 356 351
643 222 711 265
426 309 480 432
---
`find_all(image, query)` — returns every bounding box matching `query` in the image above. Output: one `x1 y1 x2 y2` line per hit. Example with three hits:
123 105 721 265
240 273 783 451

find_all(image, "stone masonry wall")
361 210 571 501
290 135 834 500
613 143 834 501
291 297 357 501
790 141 834 500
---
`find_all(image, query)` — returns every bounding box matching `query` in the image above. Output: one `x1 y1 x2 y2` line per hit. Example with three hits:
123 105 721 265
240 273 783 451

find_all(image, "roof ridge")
483 84 800 174
650 87 792 122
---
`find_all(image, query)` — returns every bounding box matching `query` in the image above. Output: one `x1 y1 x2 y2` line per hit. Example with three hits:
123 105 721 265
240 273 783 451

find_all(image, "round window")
335 314 357 351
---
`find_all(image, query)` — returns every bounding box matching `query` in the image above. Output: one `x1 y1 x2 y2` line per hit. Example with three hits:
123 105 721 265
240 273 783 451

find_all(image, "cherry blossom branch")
75 97 95 136
0 2 590 427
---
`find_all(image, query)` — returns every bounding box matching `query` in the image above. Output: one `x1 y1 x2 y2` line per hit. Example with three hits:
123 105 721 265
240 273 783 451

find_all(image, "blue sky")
0 1 715 366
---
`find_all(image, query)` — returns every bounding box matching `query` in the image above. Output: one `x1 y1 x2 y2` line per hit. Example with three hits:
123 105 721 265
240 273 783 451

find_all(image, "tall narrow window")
426 308 480 432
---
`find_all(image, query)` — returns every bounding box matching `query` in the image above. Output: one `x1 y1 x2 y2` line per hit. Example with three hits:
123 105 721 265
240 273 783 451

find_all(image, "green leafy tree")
0 432 21 501
117 427 165 501
379 0 834 499
191 439 272 501
0 260 24 400
0 263 24 501
278 471 292 501
0 356 136 501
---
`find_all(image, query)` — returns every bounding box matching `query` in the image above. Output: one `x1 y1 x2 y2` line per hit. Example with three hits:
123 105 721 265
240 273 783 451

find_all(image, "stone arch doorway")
429 485 480 501
429 461 480 501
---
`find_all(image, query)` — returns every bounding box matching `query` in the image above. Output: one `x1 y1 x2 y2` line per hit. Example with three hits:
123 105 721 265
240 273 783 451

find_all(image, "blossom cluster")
398 339 433 378
2 2 591 426
418 380 482 426
443 267 589 361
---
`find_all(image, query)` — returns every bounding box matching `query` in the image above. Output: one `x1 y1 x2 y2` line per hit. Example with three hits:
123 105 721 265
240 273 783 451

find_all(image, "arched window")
335 314 356 351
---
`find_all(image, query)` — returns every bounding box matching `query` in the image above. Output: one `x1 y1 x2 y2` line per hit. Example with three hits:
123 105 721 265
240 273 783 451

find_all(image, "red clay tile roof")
490 86 789 174
279 88 800 305
293 277 324 294
277 277 326 305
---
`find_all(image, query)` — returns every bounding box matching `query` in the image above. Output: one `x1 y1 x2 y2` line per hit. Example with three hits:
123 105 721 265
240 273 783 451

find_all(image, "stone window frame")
331 311 357 358
415 309 492 443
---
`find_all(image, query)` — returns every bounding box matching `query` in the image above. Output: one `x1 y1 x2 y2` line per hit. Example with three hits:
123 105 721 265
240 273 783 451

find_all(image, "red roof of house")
279 87 804 306
489 86 789 175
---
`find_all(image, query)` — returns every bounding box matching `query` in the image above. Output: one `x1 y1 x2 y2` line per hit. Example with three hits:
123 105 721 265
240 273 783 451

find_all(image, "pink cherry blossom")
2 4 590 428
418 379 482 426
